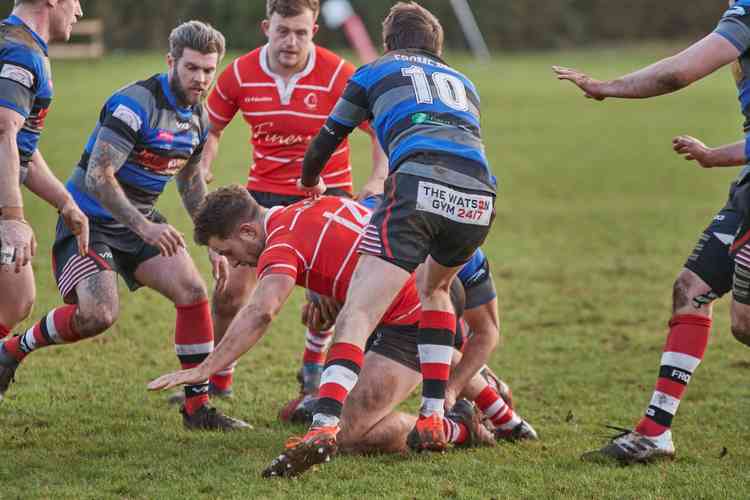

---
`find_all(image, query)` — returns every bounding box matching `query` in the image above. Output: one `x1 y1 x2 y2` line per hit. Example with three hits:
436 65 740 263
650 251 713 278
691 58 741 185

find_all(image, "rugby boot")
167 382 233 405
181 405 252 431
262 425 339 478
407 413 448 452
0 360 18 402
581 426 675 465
446 399 496 448
494 419 539 442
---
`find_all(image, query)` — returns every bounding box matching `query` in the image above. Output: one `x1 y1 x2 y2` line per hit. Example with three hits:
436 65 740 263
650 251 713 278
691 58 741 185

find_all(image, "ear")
312 23 320 37
47 0 59 8
261 19 271 37
239 221 260 240
166 52 175 72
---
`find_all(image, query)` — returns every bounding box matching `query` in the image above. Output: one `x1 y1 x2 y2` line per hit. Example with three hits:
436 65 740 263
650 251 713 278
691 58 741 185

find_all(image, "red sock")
209 361 235 392
175 301 213 415
443 417 468 444
474 385 516 428
316 342 364 420
2 306 80 363
635 314 711 437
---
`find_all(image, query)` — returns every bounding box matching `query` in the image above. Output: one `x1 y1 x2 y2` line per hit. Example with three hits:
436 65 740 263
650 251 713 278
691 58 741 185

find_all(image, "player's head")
262 0 320 73
167 20 226 107
382 1 444 56
14 0 83 43
194 185 267 268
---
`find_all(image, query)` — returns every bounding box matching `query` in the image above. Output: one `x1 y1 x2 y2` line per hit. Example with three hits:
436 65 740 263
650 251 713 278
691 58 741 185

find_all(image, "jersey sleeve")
0 47 41 118
715 4 750 53
206 60 241 130
256 239 301 282
329 64 372 130
97 91 149 154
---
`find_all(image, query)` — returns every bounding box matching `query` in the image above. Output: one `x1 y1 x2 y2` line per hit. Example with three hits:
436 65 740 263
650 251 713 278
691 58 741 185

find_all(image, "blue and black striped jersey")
329 49 496 194
0 15 53 180
66 74 209 223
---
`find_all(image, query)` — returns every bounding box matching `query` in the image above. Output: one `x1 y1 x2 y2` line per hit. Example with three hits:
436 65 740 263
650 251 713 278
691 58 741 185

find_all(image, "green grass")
2 46 750 499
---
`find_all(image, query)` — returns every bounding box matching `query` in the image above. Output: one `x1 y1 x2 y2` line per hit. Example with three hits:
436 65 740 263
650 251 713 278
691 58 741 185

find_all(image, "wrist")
0 206 24 219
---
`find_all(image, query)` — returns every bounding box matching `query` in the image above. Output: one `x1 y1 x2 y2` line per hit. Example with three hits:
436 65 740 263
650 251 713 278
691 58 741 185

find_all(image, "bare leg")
339 352 420 454
0 264 35 333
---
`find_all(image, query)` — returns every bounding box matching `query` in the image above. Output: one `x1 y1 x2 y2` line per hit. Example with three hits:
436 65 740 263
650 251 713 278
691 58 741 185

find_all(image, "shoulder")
224 47 265 85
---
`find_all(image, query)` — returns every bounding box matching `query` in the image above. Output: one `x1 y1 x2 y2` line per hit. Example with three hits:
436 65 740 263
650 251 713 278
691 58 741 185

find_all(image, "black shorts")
684 183 743 300
365 318 467 373
361 173 495 273
248 187 351 209
52 212 165 303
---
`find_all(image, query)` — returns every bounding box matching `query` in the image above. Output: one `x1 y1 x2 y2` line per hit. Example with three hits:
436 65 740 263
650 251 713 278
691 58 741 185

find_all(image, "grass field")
2 45 750 499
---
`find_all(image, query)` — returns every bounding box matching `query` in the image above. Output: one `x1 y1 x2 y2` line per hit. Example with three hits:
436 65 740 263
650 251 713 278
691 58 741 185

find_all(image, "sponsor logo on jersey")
252 121 313 146
176 120 191 130
304 92 318 110
157 130 174 142
112 104 142 132
0 63 34 88
245 96 273 103
416 181 493 226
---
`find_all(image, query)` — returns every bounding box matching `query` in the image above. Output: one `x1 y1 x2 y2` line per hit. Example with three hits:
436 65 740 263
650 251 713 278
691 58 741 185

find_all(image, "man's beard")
170 70 201 108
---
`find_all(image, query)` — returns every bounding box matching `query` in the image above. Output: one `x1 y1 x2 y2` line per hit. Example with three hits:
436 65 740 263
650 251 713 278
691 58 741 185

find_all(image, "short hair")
194 185 262 245
168 20 226 63
382 2 444 56
266 0 320 19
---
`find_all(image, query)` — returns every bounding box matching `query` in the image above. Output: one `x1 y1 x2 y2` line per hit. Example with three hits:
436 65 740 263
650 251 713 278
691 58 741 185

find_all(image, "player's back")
333 49 495 194
260 196 371 303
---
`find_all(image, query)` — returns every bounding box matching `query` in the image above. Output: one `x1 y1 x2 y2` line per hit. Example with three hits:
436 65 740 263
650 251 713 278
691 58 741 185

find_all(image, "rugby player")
0 0 88 346
290 1 497 459
146 187 535 474
0 21 249 430
554 0 750 463
196 0 387 399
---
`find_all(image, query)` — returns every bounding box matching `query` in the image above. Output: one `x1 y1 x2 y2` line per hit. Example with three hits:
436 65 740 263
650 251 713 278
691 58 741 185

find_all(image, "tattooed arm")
175 152 207 220
85 136 185 256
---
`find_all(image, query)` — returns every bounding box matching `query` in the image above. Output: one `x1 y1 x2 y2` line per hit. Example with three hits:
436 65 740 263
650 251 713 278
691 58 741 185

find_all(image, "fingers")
215 260 229 294
301 303 311 327
77 218 90 256
157 225 186 257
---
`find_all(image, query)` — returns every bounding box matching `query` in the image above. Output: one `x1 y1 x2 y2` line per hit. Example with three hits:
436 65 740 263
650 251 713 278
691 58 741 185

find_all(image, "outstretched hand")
296 177 326 198
552 66 607 101
148 368 206 391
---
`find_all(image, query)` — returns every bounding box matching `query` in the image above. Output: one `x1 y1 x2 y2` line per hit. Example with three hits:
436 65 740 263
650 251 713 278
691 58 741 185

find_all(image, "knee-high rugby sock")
418 310 455 418
313 342 363 427
175 301 214 415
0 306 81 365
635 314 711 437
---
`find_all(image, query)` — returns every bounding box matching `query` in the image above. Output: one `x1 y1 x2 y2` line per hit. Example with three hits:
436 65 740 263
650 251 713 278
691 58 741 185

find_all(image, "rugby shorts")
360 172 495 273
52 212 165 303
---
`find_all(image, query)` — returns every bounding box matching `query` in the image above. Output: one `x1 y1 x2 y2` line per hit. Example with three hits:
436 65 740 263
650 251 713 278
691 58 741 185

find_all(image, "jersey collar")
158 73 193 120
259 43 317 105
5 15 48 55
263 205 285 239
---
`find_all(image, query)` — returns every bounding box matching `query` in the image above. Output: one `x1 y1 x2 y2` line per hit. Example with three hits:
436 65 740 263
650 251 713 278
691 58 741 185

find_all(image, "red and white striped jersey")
207 44 361 196
257 196 421 325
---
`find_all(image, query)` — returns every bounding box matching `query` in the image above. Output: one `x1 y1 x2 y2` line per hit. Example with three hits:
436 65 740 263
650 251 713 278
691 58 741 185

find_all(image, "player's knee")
173 280 208 307
78 302 119 337
672 273 694 311
672 271 715 312
3 295 35 326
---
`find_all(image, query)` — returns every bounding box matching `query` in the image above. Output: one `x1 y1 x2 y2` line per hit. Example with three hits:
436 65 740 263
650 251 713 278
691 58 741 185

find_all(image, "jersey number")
401 66 469 111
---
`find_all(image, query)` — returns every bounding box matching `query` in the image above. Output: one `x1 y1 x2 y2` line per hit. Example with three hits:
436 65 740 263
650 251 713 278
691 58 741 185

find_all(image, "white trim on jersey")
259 43 317 105
206 102 232 123
294 60 346 92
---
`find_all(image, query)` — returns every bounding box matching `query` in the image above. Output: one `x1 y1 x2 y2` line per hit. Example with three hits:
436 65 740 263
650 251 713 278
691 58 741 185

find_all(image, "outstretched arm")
553 33 740 100
148 274 296 390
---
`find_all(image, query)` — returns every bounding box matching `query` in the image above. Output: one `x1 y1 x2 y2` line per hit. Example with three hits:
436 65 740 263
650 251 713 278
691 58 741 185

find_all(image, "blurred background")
76 0 726 55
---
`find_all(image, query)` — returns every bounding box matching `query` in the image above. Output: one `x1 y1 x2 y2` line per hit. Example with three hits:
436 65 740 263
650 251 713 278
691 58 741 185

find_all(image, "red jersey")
257 196 421 326
207 44 359 196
